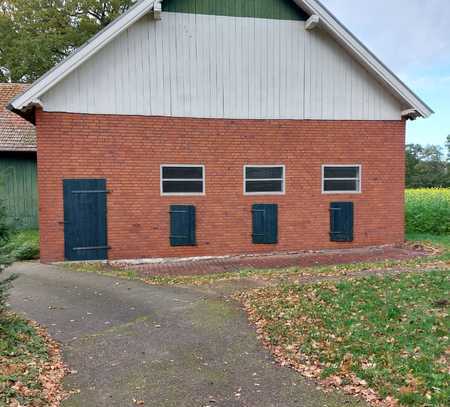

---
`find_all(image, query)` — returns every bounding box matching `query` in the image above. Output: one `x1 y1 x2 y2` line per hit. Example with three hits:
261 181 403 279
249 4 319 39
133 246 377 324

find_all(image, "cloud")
320 0 450 72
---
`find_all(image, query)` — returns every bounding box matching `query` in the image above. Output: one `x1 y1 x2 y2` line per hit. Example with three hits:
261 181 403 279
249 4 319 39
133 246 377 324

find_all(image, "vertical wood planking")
41 12 402 120
160 14 172 115
0 155 38 229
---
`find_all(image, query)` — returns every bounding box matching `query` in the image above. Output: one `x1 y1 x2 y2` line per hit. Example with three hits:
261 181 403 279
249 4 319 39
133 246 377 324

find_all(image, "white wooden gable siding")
40 12 402 120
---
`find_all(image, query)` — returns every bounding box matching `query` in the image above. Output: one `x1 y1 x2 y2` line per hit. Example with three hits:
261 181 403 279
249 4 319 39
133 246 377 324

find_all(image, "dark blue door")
63 179 108 261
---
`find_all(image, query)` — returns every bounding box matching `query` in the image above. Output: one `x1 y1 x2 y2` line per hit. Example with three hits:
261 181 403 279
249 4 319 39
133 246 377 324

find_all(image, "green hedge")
405 188 450 235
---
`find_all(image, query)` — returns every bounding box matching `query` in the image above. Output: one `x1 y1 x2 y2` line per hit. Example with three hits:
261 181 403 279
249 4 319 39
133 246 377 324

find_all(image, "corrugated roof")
0 83 36 152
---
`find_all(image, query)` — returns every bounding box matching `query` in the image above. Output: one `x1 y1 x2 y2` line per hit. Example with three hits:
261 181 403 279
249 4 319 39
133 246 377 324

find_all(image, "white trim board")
8 0 433 119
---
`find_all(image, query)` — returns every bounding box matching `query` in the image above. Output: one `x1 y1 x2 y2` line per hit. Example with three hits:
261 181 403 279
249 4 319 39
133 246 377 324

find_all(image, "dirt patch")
113 244 431 277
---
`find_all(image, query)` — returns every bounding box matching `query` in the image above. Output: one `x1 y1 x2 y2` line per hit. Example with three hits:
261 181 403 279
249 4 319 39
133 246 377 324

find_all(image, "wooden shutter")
330 202 354 242
170 205 196 246
63 179 109 261
252 204 278 244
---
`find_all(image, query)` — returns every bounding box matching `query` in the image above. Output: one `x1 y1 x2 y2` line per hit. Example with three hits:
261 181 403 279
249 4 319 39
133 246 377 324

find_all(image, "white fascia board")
294 0 434 118
9 0 155 111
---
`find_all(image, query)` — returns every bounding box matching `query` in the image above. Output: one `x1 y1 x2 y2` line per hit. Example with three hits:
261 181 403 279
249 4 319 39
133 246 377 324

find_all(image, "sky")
321 0 450 148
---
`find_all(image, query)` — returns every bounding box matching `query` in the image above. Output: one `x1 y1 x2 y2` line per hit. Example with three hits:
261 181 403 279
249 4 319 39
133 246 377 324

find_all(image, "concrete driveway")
7 262 365 407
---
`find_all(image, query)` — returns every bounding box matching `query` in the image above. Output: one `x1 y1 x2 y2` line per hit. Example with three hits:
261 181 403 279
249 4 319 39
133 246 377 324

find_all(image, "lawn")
406 233 450 249
0 314 66 406
239 266 449 406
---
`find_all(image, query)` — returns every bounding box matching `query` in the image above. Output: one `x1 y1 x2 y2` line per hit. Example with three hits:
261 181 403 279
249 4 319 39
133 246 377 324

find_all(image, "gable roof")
0 83 36 152
8 0 433 120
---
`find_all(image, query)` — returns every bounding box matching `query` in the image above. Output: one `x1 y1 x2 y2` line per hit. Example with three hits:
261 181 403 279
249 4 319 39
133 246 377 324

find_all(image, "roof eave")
6 103 36 124
0 147 37 153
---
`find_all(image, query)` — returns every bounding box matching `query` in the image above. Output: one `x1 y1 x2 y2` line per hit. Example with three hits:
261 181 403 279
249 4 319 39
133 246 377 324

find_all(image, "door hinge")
72 245 111 251
71 190 111 194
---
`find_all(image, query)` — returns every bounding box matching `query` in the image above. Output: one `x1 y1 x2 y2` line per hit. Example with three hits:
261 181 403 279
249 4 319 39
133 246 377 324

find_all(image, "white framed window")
244 165 285 195
322 165 361 193
160 165 205 196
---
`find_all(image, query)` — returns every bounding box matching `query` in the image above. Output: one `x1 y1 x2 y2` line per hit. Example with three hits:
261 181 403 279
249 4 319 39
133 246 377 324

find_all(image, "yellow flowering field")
405 188 450 235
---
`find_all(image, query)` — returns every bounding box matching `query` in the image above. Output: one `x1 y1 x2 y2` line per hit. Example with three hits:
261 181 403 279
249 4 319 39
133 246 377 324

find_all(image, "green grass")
406 189 450 235
406 233 450 249
240 270 450 406
0 314 49 405
406 233 450 263
0 229 40 261
65 253 444 287
65 233 450 286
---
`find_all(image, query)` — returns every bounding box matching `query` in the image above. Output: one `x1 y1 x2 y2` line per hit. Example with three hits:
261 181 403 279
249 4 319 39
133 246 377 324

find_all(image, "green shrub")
0 229 40 261
405 188 450 235
14 243 40 261
0 202 15 315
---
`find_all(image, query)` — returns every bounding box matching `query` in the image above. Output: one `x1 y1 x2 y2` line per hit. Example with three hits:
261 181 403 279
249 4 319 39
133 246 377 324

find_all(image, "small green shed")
0 83 38 229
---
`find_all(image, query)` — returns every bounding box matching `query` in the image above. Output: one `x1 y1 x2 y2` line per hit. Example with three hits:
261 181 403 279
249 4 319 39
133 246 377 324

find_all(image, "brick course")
35 110 406 263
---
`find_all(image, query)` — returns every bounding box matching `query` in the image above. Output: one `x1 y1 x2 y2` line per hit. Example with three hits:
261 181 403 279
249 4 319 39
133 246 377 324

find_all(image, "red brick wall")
35 110 406 262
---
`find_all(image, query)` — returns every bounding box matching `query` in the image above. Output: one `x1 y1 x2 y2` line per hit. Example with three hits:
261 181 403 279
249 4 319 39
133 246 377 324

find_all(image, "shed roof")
0 83 36 152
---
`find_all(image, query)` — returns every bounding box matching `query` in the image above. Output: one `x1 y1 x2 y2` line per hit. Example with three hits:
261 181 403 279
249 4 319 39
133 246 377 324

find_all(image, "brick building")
8 0 432 262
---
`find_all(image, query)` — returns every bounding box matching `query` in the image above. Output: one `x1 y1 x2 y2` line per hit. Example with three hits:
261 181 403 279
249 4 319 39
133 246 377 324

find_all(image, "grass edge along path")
60 236 449 406
0 313 68 406
237 270 449 407
63 235 449 287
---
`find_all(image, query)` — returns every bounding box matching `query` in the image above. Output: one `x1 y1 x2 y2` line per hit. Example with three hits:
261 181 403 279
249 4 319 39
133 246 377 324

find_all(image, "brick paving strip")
111 244 431 278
